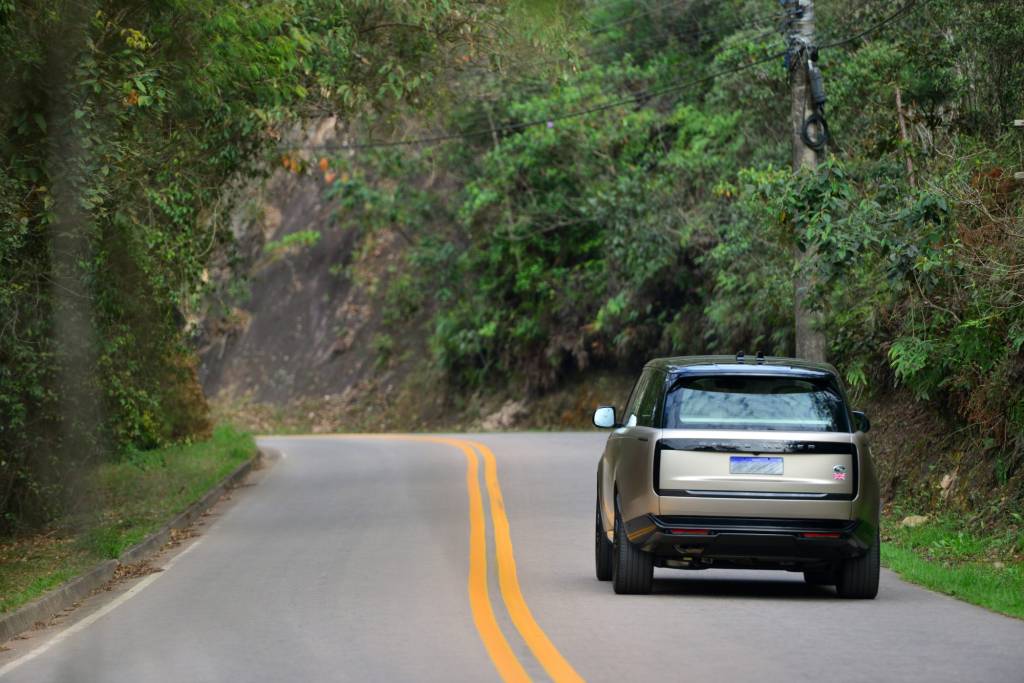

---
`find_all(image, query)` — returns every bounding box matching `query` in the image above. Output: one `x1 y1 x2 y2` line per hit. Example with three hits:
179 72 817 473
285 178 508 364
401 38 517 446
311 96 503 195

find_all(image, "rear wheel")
612 510 653 594
836 529 880 599
595 498 613 581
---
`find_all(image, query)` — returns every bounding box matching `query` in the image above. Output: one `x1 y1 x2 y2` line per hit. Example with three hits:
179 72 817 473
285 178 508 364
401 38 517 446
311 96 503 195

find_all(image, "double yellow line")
279 435 583 683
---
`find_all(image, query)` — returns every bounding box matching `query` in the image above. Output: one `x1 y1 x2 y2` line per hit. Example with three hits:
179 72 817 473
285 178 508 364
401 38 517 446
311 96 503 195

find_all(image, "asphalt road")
2 433 1023 682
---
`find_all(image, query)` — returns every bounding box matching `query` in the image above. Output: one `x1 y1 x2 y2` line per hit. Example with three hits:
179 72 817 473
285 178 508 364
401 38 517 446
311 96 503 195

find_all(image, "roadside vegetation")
0 426 253 615
2 0 1023 616
882 513 1024 619
0 0 514 530
328 1 1024 495
273 0 1024 607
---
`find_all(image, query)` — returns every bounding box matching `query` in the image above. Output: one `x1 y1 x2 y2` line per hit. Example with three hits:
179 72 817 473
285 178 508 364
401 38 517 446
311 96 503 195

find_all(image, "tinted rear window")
662 375 849 432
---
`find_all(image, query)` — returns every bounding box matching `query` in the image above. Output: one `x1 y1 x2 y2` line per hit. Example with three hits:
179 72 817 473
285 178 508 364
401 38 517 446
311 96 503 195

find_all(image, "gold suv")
593 354 879 598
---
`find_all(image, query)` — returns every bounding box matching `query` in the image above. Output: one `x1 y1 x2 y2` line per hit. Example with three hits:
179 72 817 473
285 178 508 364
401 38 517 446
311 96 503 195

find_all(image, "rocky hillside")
198 120 407 407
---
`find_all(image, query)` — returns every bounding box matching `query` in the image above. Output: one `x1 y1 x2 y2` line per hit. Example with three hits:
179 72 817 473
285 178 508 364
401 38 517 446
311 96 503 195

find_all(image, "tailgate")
656 438 856 499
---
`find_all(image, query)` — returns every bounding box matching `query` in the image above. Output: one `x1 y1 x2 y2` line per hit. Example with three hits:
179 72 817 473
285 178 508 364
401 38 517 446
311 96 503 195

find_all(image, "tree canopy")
0 0 505 526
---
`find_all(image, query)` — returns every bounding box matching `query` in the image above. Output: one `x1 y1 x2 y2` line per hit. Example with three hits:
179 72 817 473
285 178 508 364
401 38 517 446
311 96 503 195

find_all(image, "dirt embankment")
867 391 1024 523
197 119 415 410
196 119 641 436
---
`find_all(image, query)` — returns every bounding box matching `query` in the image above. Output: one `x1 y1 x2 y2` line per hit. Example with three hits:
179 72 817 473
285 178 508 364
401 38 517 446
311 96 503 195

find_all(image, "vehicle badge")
832 465 847 481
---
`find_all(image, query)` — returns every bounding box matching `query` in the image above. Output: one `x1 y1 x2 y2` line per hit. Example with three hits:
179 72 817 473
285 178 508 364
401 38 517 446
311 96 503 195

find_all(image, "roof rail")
736 350 745 364
756 351 765 364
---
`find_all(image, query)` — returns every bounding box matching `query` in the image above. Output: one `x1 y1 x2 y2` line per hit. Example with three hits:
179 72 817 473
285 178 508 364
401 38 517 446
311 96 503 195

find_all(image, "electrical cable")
452 22 784 99
787 0 924 152
587 0 781 37
316 6 794 145
454 7 786 80
585 0 694 35
320 8 788 135
285 48 785 152
801 111 828 150
582 13 785 60
819 0 922 48
283 0 926 153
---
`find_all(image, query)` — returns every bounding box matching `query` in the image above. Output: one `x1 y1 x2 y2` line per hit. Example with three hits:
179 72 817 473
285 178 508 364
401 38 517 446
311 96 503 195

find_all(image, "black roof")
644 355 839 379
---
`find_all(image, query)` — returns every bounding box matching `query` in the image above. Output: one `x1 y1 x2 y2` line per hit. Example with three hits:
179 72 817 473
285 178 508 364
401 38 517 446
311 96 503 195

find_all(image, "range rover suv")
593 354 880 598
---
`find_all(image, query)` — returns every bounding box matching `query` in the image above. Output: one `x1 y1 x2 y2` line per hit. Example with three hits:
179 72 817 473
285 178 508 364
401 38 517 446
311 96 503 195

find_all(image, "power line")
290 10 790 144
584 10 786 60
285 49 785 152
585 0 692 36
440 0 793 103
453 7 785 81
434 26 786 136
282 0 926 154
451 20 783 98
585 0 780 37
820 0 921 48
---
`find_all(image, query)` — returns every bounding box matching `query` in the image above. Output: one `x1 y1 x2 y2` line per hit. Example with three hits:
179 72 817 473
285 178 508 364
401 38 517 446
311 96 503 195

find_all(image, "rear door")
656 434 856 500
656 374 855 502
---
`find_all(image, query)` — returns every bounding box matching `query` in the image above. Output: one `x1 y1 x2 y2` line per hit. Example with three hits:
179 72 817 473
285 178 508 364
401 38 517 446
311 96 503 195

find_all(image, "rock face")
900 514 930 528
197 119 401 404
480 400 529 431
939 471 958 501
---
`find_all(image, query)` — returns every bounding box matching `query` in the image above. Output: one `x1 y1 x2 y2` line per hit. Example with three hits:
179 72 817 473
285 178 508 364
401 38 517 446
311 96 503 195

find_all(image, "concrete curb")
0 447 267 644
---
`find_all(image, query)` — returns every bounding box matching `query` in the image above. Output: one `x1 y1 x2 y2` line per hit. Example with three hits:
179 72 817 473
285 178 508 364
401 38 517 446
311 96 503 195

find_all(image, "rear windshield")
662 375 849 432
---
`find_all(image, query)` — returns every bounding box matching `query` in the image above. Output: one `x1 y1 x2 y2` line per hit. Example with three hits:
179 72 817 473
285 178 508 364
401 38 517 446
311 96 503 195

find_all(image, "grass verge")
881 513 1024 619
0 425 255 615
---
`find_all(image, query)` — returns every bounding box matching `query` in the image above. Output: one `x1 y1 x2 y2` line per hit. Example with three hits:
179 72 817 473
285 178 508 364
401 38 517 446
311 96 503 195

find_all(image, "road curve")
2 433 1023 682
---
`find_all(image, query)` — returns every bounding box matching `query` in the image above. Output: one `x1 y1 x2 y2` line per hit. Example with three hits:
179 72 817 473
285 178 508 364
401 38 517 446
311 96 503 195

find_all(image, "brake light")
801 532 841 539
670 529 710 535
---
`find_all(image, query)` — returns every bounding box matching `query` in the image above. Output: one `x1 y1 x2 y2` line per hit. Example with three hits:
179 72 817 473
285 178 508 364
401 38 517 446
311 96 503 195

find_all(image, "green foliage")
83 424 253 558
0 425 254 614
371 333 395 369
0 0 501 528
264 230 322 257
339 0 1024 495
882 514 1024 619
6 0 1023 525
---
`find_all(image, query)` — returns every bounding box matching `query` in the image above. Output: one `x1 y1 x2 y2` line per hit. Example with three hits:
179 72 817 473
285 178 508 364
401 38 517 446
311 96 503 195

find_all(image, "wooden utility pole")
786 0 828 362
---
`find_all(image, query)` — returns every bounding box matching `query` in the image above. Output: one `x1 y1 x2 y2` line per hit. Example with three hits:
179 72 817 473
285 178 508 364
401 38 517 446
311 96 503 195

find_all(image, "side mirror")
853 410 871 433
593 405 617 429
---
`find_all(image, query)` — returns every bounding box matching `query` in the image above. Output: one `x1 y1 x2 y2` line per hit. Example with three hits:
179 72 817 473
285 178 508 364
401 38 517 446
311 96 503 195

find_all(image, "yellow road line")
264 434 529 683
439 437 531 683
262 434 584 682
471 440 586 683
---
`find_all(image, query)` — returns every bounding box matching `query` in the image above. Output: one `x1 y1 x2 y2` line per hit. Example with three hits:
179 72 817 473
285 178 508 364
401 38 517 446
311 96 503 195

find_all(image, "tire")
803 568 836 586
612 510 653 595
835 529 880 599
595 498 613 581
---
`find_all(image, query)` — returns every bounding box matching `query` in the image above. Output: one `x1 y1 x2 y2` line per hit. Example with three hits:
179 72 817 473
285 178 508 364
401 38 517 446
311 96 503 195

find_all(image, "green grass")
0 425 255 614
882 514 1024 619
0 544 97 614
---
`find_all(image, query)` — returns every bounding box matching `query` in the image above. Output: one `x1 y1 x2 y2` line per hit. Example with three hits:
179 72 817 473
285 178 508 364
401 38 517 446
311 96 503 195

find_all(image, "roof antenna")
756 350 765 364
736 350 745 364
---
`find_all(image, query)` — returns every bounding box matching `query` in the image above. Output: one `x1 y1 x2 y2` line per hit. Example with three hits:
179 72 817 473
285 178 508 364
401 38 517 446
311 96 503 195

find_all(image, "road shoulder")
0 446 273 648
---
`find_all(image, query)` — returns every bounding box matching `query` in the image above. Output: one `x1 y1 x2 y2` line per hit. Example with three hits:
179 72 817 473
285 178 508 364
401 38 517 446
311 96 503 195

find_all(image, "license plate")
729 456 783 475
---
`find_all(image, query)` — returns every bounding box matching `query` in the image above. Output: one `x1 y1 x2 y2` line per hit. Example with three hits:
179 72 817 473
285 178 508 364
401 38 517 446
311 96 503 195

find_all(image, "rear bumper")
624 514 872 566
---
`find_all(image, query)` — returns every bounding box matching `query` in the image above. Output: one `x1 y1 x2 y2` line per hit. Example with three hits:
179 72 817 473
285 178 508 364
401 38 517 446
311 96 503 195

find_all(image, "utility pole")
784 0 828 362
